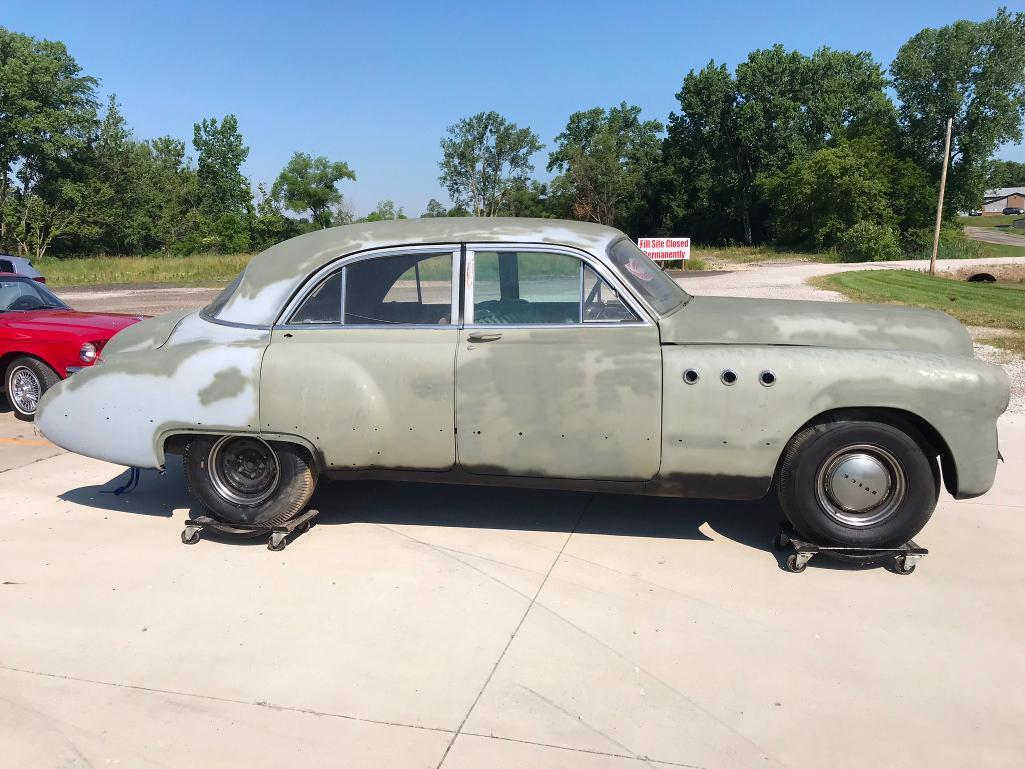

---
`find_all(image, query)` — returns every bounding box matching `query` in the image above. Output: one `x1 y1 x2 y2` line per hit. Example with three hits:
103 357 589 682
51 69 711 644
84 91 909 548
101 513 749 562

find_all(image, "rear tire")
777 419 938 548
183 435 318 526
6 356 60 421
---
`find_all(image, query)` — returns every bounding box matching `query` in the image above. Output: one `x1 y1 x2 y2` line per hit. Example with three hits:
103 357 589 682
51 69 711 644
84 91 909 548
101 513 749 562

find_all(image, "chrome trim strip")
273 324 456 331
199 311 271 331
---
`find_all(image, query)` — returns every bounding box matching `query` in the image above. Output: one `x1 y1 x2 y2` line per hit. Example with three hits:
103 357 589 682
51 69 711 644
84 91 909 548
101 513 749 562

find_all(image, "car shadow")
59 463 894 571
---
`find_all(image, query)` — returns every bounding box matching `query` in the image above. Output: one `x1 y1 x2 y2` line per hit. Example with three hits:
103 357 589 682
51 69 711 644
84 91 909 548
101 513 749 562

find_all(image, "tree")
330 197 356 226
663 46 892 244
438 111 543 216
988 159 1025 188
548 103 662 231
192 115 251 221
421 198 448 218
891 9 1025 215
271 151 355 228
762 142 895 248
0 26 98 255
146 135 200 252
361 199 406 222
251 183 301 250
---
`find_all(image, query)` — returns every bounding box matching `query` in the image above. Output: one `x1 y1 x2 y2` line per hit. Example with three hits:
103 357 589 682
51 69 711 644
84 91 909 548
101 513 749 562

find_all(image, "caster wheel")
181 529 200 545
268 536 287 552
773 531 790 551
786 554 807 573
895 555 916 575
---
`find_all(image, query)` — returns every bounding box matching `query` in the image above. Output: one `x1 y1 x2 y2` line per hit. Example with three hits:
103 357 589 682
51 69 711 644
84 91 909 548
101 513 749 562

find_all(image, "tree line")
1 9 1023 262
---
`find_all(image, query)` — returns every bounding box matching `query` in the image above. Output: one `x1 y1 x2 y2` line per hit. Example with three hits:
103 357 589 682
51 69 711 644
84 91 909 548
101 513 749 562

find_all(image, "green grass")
811 270 1025 331
695 244 838 265
35 253 253 287
974 241 1025 257
957 214 1025 229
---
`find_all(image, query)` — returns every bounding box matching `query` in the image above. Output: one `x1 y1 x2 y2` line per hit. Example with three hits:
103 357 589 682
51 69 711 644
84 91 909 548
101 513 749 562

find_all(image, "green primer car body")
36 218 1009 547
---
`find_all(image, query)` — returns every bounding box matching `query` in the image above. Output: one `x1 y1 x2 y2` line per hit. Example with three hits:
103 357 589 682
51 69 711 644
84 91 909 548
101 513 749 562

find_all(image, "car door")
455 245 662 481
260 246 460 471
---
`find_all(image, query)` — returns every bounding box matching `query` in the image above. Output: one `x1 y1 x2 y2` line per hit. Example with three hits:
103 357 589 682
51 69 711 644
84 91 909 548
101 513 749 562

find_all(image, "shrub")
837 222 902 262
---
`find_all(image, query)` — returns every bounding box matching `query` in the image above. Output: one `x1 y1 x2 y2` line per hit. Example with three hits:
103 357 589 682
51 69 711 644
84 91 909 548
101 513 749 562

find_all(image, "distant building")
981 187 1025 214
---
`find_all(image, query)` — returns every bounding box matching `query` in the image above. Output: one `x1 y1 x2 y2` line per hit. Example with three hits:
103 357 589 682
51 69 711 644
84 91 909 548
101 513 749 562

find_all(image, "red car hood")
0 309 145 340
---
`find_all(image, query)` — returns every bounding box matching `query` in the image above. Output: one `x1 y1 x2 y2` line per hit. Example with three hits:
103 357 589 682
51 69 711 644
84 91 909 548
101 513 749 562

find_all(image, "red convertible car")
0 274 142 420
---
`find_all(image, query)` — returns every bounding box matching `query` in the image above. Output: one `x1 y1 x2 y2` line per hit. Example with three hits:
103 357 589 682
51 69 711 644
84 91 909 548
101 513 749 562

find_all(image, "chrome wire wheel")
9 365 42 415
207 436 281 507
814 443 907 527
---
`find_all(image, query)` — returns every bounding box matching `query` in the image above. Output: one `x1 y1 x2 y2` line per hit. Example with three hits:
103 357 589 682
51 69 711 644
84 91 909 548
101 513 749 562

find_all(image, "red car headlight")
80 342 98 363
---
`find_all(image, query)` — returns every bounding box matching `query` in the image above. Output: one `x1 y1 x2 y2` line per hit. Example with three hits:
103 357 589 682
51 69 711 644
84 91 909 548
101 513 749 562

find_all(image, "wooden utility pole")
930 117 953 277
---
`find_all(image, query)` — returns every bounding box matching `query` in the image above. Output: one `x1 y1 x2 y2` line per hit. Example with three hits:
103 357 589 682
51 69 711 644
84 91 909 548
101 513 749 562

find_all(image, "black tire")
183 435 318 526
777 419 938 548
6 356 60 421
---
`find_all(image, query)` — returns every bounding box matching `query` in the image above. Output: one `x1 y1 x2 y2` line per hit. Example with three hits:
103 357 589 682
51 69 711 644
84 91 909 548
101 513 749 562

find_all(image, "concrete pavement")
1 413 1022 768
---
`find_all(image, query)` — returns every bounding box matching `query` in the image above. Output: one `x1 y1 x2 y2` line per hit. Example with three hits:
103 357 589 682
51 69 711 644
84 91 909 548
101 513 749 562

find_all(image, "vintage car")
36 219 1009 548
0 274 143 419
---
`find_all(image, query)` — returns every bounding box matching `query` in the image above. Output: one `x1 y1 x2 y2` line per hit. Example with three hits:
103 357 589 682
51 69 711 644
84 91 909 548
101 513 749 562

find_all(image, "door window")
470 250 638 325
289 252 453 326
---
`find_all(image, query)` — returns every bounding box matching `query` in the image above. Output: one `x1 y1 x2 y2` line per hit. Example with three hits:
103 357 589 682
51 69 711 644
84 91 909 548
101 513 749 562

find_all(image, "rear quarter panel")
654 345 1008 499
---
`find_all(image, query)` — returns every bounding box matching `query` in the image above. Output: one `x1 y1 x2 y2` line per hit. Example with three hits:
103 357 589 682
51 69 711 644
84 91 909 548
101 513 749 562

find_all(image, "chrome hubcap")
208 436 280 506
10 367 41 414
815 444 906 527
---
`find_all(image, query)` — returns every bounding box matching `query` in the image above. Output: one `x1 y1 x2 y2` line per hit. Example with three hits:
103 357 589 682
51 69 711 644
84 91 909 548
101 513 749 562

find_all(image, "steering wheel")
7 295 44 311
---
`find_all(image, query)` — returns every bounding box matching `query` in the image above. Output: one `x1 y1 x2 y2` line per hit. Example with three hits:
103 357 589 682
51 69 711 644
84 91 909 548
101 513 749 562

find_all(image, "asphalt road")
964 225 1025 247
1 266 1023 768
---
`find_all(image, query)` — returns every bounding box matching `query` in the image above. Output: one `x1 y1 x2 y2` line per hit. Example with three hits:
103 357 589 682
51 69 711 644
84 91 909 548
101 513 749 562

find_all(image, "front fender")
655 345 1009 499
36 314 269 468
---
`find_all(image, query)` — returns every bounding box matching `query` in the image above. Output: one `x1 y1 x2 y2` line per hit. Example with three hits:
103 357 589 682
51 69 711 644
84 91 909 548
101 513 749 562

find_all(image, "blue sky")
6 0 1022 215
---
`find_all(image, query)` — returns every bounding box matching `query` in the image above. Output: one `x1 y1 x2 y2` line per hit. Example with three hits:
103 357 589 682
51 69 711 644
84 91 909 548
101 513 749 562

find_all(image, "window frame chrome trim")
276 244 461 329
462 242 652 329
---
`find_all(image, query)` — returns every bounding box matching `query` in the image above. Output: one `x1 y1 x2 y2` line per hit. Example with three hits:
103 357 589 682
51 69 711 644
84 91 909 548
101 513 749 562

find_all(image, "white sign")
637 237 690 261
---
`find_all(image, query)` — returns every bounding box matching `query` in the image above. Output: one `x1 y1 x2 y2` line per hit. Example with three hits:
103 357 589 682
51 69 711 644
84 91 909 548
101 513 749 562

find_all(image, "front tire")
183 435 318 526
777 420 938 548
6 356 60 421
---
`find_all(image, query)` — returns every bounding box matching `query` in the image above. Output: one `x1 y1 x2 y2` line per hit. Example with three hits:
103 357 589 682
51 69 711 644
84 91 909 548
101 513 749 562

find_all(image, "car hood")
659 296 974 356
0 309 144 339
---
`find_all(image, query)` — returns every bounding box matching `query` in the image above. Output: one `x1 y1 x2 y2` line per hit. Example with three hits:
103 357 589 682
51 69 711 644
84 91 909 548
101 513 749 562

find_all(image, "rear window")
606 238 689 316
203 272 244 318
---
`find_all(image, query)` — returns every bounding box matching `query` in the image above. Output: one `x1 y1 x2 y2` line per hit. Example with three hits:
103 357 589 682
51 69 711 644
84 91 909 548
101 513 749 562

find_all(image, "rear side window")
0 260 14 273
288 252 454 326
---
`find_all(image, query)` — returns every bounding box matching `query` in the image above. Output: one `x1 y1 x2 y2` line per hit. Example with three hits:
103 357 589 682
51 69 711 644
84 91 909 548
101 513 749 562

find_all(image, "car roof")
214 217 627 327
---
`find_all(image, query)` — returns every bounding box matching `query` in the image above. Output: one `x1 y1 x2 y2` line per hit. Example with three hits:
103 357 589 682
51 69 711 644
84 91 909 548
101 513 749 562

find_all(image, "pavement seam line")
460 731 708 769
0 664 454 736
433 495 592 769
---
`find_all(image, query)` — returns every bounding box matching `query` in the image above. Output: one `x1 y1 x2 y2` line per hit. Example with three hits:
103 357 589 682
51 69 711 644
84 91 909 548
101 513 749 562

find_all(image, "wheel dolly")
774 521 927 575
180 508 321 551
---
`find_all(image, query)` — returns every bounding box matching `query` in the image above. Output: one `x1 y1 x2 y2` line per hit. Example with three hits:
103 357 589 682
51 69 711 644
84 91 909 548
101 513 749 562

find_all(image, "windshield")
0 277 68 312
607 237 689 316
202 271 244 318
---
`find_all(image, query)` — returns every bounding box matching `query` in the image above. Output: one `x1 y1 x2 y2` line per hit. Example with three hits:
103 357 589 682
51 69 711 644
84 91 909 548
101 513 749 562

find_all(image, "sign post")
637 237 690 270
